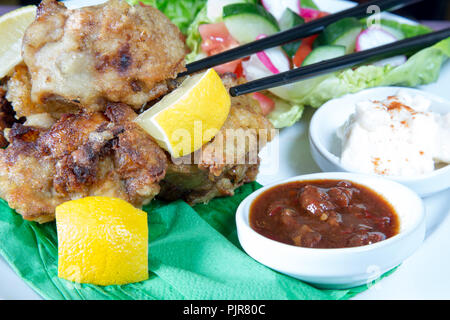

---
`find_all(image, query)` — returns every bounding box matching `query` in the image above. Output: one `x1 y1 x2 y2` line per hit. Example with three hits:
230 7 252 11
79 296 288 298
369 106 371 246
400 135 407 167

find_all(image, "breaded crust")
22 0 187 111
0 103 167 223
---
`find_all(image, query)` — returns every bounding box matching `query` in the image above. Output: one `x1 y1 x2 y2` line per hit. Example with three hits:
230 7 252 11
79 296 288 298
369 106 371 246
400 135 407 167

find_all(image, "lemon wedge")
0 5 36 79
135 68 231 158
56 197 148 286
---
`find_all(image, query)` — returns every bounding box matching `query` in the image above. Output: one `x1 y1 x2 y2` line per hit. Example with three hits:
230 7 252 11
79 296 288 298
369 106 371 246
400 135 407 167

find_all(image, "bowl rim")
236 172 426 255
308 86 450 182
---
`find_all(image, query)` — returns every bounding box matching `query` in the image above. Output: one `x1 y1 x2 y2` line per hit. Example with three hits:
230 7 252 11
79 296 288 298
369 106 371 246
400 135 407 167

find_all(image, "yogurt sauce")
337 90 450 176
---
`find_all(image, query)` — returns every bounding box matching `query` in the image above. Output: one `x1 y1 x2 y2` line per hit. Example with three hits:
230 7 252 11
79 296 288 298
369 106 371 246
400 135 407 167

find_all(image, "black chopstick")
179 0 423 77
229 28 450 97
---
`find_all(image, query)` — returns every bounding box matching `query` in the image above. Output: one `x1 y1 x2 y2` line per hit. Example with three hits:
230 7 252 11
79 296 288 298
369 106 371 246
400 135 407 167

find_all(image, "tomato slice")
252 92 275 116
293 43 312 67
302 34 319 47
199 22 243 74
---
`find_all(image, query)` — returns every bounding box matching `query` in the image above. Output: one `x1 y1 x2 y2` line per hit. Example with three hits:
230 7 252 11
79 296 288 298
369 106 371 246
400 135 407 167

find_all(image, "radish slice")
255 34 290 74
252 92 275 115
243 35 290 85
261 0 299 21
299 7 321 20
356 27 407 67
356 27 398 52
256 51 280 74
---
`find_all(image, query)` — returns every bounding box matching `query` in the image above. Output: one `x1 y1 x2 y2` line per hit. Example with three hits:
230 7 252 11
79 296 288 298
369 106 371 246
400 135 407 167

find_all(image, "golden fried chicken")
22 0 187 112
0 103 167 223
6 64 79 119
159 74 275 204
0 86 22 148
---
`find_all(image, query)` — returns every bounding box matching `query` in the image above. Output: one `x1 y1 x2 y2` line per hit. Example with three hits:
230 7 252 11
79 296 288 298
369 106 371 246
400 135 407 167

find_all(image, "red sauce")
249 180 399 249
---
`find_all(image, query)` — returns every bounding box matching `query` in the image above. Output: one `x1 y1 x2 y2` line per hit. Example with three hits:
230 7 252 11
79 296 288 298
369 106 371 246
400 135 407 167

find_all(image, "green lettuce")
300 0 319 10
127 0 207 34
185 6 210 63
267 95 304 129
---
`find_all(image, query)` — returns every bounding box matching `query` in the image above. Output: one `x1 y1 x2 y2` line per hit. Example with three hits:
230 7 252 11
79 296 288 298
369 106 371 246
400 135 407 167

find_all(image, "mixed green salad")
134 0 450 128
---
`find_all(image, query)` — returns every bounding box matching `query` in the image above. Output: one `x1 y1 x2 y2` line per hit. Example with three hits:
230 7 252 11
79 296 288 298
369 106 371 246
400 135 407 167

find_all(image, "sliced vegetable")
298 0 324 22
293 42 312 67
256 50 280 73
254 34 290 74
279 8 305 57
369 19 432 39
299 7 321 21
252 92 275 115
356 27 397 52
206 0 245 22
278 7 304 31
261 0 299 21
243 45 290 84
356 27 406 67
223 3 279 44
314 17 363 53
292 34 318 66
199 22 239 55
379 25 405 40
298 0 319 10
199 22 242 73
302 45 346 66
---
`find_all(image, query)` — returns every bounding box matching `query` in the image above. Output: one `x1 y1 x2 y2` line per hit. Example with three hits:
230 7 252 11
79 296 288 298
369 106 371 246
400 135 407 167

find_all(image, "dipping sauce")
338 90 450 176
250 180 399 249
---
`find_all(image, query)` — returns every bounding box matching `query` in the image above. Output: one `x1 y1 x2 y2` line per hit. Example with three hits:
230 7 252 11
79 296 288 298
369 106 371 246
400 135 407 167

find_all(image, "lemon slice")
0 6 36 79
56 197 148 286
135 68 231 158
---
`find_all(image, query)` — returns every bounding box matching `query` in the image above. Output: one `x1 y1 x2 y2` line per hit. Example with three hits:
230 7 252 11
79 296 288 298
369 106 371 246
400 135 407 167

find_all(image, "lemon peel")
0 6 36 79
56 197 148 286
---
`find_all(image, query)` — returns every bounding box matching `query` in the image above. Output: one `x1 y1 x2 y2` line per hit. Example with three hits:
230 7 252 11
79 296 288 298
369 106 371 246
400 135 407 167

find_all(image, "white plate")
1 0 450 299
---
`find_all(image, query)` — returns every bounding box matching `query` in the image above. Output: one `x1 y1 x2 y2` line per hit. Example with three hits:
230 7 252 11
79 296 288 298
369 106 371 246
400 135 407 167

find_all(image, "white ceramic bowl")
236 172 425 289
309 87 450 197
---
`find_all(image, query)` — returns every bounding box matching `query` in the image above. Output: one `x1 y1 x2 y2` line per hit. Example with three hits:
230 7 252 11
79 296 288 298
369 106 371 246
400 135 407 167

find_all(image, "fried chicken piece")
22 0 187 112
6 64 79 119
159 74 275 204
0 103 167 223
0 86 22 148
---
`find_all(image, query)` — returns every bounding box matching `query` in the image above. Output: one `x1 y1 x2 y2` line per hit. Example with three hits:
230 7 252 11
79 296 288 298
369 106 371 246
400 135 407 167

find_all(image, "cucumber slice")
379 25 405 40
206 0 245 22
279 8 305 57
279 8 305 31
302 45 346 66
314 17 363 53
223 3 279 44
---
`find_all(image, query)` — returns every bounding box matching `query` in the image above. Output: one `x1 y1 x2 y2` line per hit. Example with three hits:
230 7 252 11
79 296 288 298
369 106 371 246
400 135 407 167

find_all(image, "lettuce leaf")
128 0 207 34
300 0 319 10
185 6 211 63
267 95 304 129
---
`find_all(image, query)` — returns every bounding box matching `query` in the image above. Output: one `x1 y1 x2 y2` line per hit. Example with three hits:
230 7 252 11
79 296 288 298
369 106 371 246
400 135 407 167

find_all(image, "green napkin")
0 182 393 300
